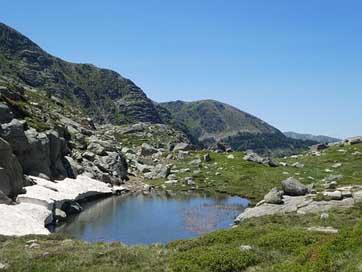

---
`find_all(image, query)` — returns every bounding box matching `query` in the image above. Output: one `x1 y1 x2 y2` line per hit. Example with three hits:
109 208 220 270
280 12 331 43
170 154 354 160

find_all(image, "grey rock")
29 242 40 249
61 201 83 215
173 143 190 152
239 245 253 251
292 162 305 169
82 151 95 161
320 212 329 220
310 144 329 151
264 188 283 204
331 163 342 169
203 153 211 162
87 142 107 156
323 191 343 200
281 177 308 196
63 156 83 178
140 143 158 157
185 177 195 186
0 190 12 204
177 151 189 159
243 150 278 167
189 158 202 165
346 136 362 145
0 137 25 197
326 175 343 182
54 208 67 222
0 102 13 124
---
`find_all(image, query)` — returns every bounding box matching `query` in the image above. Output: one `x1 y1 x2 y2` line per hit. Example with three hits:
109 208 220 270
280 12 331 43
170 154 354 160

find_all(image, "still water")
55 192 248 245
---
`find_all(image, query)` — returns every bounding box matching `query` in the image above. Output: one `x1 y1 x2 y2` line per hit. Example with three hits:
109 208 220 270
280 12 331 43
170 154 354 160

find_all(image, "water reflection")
55 192 249 245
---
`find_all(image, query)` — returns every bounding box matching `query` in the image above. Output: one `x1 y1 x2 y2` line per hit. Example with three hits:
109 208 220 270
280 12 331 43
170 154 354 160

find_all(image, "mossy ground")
1 144 362 271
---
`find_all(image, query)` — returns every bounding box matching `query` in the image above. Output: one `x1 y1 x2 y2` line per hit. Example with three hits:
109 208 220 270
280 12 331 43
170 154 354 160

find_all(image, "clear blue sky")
1 1 361 138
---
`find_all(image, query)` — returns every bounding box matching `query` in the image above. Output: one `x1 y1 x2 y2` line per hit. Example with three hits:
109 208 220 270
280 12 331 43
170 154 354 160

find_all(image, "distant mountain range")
284 132 340 144
0 22 316 155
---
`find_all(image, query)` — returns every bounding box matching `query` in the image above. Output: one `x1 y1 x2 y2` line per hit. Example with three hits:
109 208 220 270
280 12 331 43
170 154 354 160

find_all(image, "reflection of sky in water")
55 193 249 245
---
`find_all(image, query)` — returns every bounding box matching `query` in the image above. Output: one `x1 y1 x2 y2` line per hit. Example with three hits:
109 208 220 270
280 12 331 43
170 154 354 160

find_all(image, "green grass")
147 144 362 205
1 138 361 271
3 205 362 271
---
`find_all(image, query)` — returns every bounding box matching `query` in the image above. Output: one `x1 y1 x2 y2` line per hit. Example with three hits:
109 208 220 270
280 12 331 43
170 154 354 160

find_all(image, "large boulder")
281 177 308 196
173 143 190 152
264 188 283 204
47 129 70 178
95 152 128 181
0 137 25 197
1 120 72 179
243 150 278 167
346 136 362 145
0 190 12 204
140 143 158 157
0 103 13 124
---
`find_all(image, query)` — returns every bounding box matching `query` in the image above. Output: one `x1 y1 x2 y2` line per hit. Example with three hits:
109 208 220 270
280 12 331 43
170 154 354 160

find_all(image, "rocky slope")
160 100 317 155
284 131 341 144
0 22 163 125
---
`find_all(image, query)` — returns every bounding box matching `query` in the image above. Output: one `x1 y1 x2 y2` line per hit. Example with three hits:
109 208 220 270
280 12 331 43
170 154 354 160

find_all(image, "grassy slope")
1 144 362 271
149 143 362 204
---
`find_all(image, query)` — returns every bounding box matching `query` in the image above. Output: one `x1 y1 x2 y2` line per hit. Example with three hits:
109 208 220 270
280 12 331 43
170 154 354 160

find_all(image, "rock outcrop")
0 137 25 197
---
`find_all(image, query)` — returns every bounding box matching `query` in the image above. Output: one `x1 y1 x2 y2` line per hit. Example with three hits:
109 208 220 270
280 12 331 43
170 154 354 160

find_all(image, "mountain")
160 100 317 155
0 22 163 125
284 131 341 144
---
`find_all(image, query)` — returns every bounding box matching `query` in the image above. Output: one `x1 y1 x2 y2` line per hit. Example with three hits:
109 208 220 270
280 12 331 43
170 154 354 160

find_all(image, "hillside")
0 22 163 125
284 131 341 144
160 100 316 155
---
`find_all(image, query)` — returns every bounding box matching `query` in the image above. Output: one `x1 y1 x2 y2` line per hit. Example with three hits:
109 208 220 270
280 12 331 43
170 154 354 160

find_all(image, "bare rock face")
0 102 13 124
0 137 25 197
0 119 71 179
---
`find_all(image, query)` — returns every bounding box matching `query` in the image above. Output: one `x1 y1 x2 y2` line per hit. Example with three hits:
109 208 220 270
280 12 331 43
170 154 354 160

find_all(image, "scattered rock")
281 177 308 196
61 201 83 215
184 177 195 186
239 245 253 251
320 212 329 220
323 191 343 200
0 262 8 270
226 154 234 159
177 151 189 159
54 208 67 222
243 150 278 167
332 163 342 169
173 143 190 152
345 136 362 145
326 175 343 182
203 153 211 162
264 188 283 204
189 158 202 165
140 143 158 157
292 162 304 169
307 226 338 234
325 181 337 190
28 242 40 249
310 144 329 151
0 102 13 124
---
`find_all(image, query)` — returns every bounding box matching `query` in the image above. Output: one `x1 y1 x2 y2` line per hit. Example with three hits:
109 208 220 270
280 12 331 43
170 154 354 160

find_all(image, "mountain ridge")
284 131 341 144
160 100 317 155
